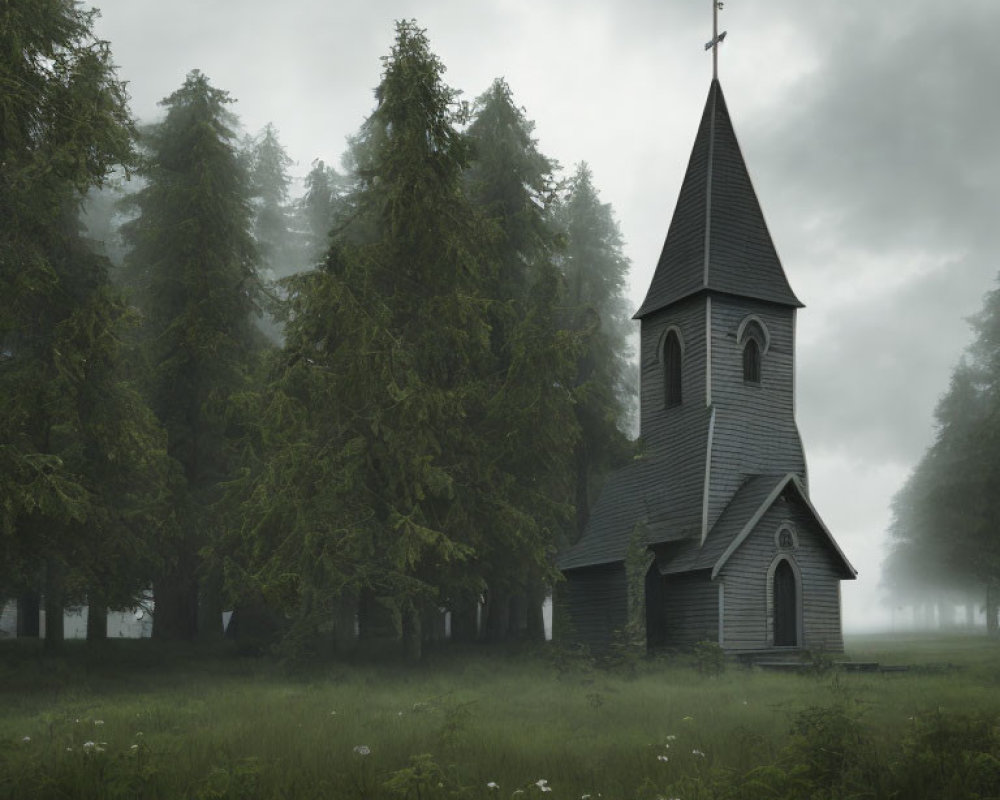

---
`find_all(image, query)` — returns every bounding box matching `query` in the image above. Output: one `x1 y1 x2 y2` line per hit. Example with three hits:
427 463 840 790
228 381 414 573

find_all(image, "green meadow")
2 635 1000 799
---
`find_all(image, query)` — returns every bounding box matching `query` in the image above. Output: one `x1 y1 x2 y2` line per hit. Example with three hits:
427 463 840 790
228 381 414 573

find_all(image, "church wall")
719 496 844 652
638 299 713 530
658 571 718 647
556 562 627 653
707 297 806 530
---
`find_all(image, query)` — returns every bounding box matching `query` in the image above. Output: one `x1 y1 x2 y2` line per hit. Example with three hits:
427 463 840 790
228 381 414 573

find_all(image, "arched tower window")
737 317 768 385
662 328 682 407
743 337 761 383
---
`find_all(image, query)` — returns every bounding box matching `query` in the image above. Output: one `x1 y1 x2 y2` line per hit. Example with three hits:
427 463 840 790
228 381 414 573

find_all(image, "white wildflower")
65 747 73 752
94 720 104 727
692 748 705 758
657 754 670 762
135 731 144 737
487 782 499 790
665 734 677 741
130 744 139 751
536 779 549 788
353 744 371 756
330 710 337 716
21 736 30 743
83 741 96 750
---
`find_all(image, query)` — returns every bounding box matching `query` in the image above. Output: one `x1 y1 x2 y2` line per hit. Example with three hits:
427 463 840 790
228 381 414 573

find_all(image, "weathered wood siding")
556 562 627 653
639 298 712 534
719 496 844 652
657 571 718 647
707 297 806 531
640 297 707 456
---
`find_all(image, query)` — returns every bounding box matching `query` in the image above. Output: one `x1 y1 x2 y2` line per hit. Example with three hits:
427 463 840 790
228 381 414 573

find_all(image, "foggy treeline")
883 278 1000 634
1 9 637 659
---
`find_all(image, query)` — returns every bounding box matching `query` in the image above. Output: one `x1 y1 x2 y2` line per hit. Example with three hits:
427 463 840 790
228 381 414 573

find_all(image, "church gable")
715 478 855 651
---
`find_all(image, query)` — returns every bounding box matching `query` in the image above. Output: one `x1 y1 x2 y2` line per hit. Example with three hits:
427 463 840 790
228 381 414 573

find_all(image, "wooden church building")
556 77 856 655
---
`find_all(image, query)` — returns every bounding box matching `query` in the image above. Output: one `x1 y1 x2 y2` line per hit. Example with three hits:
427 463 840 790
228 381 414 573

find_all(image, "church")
556 72 856 655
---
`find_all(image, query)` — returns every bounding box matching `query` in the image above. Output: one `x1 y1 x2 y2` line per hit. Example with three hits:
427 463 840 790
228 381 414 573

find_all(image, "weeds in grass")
3 636 1000 799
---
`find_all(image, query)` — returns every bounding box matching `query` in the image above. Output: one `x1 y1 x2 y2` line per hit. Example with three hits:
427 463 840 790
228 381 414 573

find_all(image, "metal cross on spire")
705 0 727 80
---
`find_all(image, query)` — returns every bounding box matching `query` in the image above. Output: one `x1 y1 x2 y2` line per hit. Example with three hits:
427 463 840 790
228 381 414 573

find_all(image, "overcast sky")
86 0 1000 632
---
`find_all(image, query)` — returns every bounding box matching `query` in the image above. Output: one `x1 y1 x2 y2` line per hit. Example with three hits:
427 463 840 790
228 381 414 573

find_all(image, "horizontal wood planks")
558 562 628 653
719 492 844 652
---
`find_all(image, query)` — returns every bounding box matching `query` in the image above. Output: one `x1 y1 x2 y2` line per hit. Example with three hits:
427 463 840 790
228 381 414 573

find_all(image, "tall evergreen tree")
463 78 578 642
247 123 296 280
555 163 635 538
0 0 165 647
233 21 505 659
123 71 261 641
885 277 1000 633
298 158 343 266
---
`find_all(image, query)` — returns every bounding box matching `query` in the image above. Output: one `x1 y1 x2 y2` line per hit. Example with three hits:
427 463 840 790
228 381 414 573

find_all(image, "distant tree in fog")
555 164 635 539
885 282 1000 632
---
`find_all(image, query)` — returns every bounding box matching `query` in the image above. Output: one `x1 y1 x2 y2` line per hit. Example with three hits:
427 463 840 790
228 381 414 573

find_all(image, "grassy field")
2 634 1000 799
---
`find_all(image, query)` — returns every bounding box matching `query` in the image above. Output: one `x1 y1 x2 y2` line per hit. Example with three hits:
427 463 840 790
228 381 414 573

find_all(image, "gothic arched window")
662 329 682 408
743 336 761 383
738 318 768 385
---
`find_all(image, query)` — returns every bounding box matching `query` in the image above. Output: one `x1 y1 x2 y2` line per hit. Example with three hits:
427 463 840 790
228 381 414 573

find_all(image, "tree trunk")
43 561 64 652
16 591 40 638
152 556 199 641
484 584 510 643
450 594 479 643
197 568 224 641
86 591 107 642
525 585 546 642
402 604 422 662
987 582 998 636
332 592 358 655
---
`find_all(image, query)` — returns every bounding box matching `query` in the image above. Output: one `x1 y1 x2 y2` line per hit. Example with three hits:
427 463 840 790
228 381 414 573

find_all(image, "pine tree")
0 0 165 647
464 78 578 642
556 163 635 538
299 158 343 265
247 123 296 280
233 21 497 659
123 71 261 641
885 278 1000 632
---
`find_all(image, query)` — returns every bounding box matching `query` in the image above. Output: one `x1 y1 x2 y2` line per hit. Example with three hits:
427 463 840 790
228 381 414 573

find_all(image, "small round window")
775 524 797 550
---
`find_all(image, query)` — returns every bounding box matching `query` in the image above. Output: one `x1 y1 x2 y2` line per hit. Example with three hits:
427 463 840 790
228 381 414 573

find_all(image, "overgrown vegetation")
2 635 1000 799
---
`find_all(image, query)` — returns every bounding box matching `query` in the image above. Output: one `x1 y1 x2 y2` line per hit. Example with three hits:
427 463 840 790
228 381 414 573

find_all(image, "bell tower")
634 79 808 542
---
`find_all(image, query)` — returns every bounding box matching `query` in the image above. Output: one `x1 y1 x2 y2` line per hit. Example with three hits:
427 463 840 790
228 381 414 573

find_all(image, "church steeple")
635 80 801 319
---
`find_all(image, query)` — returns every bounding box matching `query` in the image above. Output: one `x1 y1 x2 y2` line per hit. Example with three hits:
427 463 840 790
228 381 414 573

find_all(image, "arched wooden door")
773 559 798 646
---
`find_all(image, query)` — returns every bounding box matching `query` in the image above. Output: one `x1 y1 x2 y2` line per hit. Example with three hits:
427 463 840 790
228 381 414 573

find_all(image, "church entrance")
773 559 797 646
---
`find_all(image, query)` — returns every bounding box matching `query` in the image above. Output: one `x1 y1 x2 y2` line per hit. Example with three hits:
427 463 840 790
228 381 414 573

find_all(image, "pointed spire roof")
635 80 802 319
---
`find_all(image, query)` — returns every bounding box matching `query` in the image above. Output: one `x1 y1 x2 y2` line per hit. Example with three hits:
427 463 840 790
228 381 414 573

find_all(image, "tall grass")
1 634 999 798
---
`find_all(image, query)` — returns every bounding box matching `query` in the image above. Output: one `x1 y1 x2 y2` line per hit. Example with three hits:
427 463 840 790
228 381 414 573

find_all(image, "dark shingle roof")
557 438 709 571
560 470 857 580
656 474 784 574
634 80 802 319
657 473 857 578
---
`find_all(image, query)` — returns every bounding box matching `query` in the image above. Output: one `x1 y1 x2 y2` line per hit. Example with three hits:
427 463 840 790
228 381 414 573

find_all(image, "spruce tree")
233 21 496 659
0 0 165 647
247 123 296 280
123 71 261 641
464 78 578 641
556 163 635 538
885 278 1000 632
